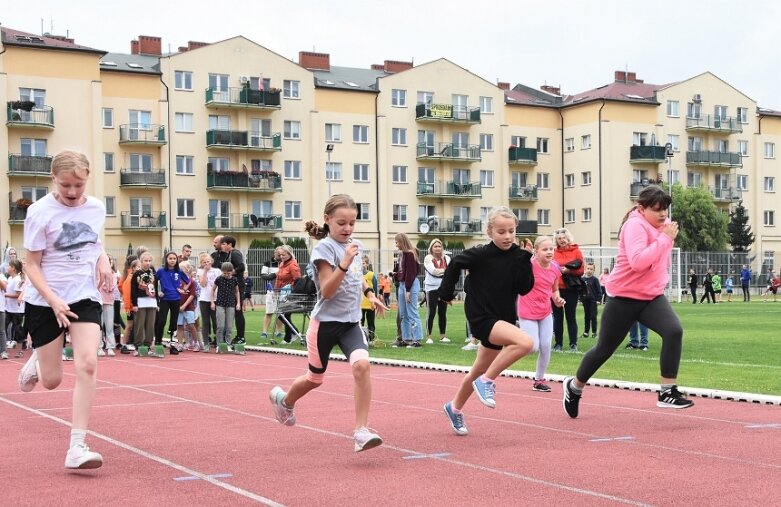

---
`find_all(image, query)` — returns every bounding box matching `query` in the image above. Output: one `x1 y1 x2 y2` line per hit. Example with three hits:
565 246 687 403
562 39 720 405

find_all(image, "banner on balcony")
430 104 453 119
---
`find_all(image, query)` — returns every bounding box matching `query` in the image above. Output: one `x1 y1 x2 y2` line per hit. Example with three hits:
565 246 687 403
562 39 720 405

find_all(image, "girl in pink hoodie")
562 185 693 418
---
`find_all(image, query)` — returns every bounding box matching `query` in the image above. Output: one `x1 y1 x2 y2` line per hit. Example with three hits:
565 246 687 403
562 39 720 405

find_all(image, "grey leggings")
576 295 683 382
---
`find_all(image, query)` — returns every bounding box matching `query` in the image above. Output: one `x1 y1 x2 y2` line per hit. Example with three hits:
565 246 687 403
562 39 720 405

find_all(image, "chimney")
615 70 626 82
497 82 510 91
187 41 209 51
299 51 330 71
370 64 385 71
178 46 188 53
384 60 413 73
627 72 637 83
136 35 161 56
540 85 561 96
131 40 139 55
45 33 75 44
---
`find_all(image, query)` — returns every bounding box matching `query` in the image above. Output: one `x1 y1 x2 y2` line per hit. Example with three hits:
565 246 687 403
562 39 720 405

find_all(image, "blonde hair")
139 251 153 263
305 194 358 240
394 233 418 262
198 252 213 265
278 244 296 261
554 227 575 244
534 235 553 249
51 150 90 179
179 260 194 275
428 238 444 255
486 206 518 231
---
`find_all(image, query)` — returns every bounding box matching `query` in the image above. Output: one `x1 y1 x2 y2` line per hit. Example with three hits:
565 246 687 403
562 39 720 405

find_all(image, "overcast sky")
3 0 780 109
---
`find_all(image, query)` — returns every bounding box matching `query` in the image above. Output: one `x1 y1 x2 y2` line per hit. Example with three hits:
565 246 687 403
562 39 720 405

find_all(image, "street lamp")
665 142 674 218
326 143 334 196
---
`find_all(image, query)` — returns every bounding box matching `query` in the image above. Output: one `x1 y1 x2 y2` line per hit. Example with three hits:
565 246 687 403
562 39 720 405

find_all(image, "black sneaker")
231 336 246 345
552 344 563 352
169 346 180 355
625 343 638 350
569 344 578 352
582 333 589 338
657 386 694 409
408 342 422 348
562 376 582 418
392 339 407 348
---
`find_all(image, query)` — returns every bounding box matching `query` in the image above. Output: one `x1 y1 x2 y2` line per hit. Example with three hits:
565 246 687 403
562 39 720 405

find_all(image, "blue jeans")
397 279 423 342
629 321 649 347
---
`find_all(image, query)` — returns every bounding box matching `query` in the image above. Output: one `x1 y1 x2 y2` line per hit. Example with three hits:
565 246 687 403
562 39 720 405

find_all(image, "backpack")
291 274 316 296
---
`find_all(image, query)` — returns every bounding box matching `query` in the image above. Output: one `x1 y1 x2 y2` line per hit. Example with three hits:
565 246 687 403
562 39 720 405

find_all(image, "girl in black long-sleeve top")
438 207 535 436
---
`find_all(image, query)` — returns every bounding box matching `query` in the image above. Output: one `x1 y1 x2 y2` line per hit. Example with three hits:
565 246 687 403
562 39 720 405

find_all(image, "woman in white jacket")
423 238 451 344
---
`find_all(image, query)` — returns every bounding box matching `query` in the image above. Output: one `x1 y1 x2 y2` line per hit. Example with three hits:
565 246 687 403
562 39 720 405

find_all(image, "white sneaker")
425 338 434 344
439 336 451 343
353 427 383 452
97 349 106 357
461 343 478 351
65 443 103 469
106 348 116 357
7 340 16 349
269 386 296 426
1 351 8 360
18 350 39 392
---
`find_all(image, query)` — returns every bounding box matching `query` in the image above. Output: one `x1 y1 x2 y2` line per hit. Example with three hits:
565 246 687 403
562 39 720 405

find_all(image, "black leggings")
576 295 683 382
700 286 715 304
155 299 180 343
425 289 448 335
553 288 580 346
689 285 697 304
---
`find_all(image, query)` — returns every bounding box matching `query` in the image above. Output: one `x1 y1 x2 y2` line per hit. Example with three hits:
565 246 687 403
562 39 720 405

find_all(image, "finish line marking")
590 436 635 442
175 473 233 481
403 452 452 460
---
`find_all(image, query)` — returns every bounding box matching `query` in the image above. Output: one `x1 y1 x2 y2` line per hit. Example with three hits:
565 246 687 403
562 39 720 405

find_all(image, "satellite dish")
419 223 430 234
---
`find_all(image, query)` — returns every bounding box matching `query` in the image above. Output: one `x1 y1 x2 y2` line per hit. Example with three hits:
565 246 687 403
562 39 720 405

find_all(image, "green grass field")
241 299 781 396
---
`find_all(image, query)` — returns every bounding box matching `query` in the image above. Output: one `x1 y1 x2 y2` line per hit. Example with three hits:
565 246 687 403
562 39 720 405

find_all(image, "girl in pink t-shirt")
517 236 565 392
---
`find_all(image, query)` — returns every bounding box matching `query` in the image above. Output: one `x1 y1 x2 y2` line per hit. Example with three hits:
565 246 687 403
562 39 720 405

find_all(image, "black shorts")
25 299 102 349
468 316 505 351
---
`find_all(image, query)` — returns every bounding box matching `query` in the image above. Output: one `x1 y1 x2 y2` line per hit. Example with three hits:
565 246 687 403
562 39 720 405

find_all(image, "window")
667 134 680 152
176 155 194 175
285 201 301 219
480 170 494 187
392 165 407 183
105 196 115 216
687 171 702 187
512 171 528 188
537 209 550 226
564 173 575 188
633 169 649 182
392 204 408 222
737 175 748 191
565 209 575 223
454 206 470 223
419 167 435 186
356 203 370 221
536 137 549 154
479 96 493 113
737 107 749 124
511 136 527 148
452 93 468 109
714 105 728 119
252 199 273 217
177 199 195 218
581 171 592 185
510 208 529 221
284 160 301 179
765 177 775 192
102 108 113 128
452 168 470 185
417 91 433 105
208 114 230 131
582 208 592 222
479 133 493 151
391 89 406 107
326 162 342 181
687 102 701 119
208 157 229 172
765 142 775 159
668 170 680 184
284 121 301 140
129 154 152 172
104 152 114 172
667 100 679 117
208 199 230 227
354 163 369 182
537 172 549 189
174 71 193 90
325 123 341 142
208 73 229 91
129 197 153 224
452 132 469 148
738 140 749 156
688 136 703 152
564 138 574 152
764 210 775 227
250 119 271 146
22 186 48 202
581 134 592 149
717 139 729 153
19 87 45 106
632 132 648 146
353 125 369 143
283 80 300 99
175 113 194 132
392 128 407 145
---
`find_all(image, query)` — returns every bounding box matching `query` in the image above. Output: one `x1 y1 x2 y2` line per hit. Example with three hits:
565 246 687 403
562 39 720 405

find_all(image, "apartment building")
3 26 780 260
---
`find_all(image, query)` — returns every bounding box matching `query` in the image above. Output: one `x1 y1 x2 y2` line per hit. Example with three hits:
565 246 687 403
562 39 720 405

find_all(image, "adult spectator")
552 227 584 352
179 244 193 263
740 265 752 302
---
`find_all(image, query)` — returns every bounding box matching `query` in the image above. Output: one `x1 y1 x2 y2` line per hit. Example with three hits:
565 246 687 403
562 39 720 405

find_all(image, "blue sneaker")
443 402 468 435
269 386 296 426
472 377 496 408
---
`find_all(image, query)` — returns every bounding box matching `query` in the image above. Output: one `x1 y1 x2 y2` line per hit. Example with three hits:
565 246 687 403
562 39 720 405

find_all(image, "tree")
727 200 754 252
670 184 728 251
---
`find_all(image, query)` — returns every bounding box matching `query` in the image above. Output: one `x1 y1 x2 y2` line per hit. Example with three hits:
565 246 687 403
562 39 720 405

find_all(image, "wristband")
363 287 373 297
337 263 348 272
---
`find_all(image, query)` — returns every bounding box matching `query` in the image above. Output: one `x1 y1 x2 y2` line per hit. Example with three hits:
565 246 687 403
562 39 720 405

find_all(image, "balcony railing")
508 147 538 165
120 211 167 230
629 180 661 197
8 200 28 224
6 104 54 128
206 130 282 151
119 169 167 187
204 87 281 109
207 213 282 232
415 103 481 123
416 180 482 198
8 154 53 176
516 220 538 235
206 170 282 191
416 142 481 162
416 217 482 235
685 114 743 133
508 185 538 201
119 124 167 145
629 145 667 163
685 150 742 167
709 186 742 202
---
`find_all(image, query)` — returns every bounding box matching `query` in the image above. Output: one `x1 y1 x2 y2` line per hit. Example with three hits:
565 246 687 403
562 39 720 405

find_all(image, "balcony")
206 170 282 192
516 220 538 235
204 87 281 110
416 142 481 162
119 169 167 188
415 103 481 124
6 103 54 129
629 180 663 198
709 186 742 202
686 150 742 168
206 130 282 151
685 114 743 134
118 124 167 146
120 211 167 231
8 198 29 225
8 154 52 177
629 145 667 164
416 180 482 199
417 217 482 235
207 213 282 233
508 147 538 166
508 185 538 201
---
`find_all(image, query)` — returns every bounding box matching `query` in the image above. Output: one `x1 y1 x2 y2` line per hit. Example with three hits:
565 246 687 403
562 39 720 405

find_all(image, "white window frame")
582 208 592 222
175 112 194 132
564 173 575 188
764 210 775 227
325 123 341 142
176 155 194 175
511 136 527 148
356 203 370 221
177 198 195 218
581 171 592 186
105 196 115 216
22 186 48 202
326 162 342 181
353 125 369 143
284 160 301 179
354 163 369 182
102 108 114 128
285 201 302 219
480 170 494 187
391 128 407 146
479 96 493 114
564 138 574 152
738 140 749 156
764 177 775 192
392 165 408 183
667 100 680 117
737 107 749 124
667 134 680 152
565 209 576 223
581 134 592 150
174 70 193 91
392 204 408 222
537 209 550 226
391 89 407 107
104 152 114 173
765 142 775 159
129 153 153 173
536 137 549 154
480 133 493 151
284 120 301 140
737 174 748 191
283 80 300 99
537 172 549 189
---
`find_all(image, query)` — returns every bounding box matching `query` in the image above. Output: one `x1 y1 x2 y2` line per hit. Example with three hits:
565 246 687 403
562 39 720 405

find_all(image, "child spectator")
599 267 610 304
120 258 139 354
211 262 240 347
360 255 378 341
0 270 7 359
242 270 254 311
580 262 601 338
98 256 117 356
378 273 392 308
724 275 734 302
131 252 157 352
155 251 189 345
175 261 199 351
5 259 26 356
197 253 221 349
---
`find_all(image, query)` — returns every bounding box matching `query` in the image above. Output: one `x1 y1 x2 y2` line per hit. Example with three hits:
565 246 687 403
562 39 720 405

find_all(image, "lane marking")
745 423 781 429
174 473 233 481
590 436 635 442
402 452 451 460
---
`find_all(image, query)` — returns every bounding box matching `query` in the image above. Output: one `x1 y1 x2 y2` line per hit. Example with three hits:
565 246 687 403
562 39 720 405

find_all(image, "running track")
1 349 779 506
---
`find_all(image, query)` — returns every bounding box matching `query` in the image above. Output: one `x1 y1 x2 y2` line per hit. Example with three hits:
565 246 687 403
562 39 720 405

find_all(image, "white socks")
70 429 87 449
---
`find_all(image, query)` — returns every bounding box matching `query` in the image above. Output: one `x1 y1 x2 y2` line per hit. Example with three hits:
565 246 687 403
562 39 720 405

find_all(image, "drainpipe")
160 69 172 249
598 99 606 246
374 91 382 267
559 107 564 229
